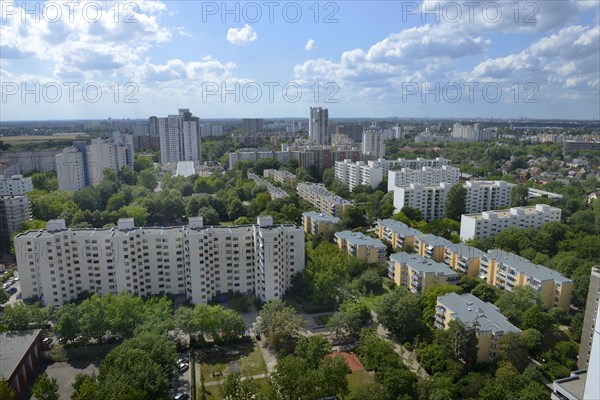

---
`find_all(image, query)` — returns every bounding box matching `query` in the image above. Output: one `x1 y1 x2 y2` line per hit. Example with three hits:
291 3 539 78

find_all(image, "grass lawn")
200 378 269 400
348 369 375 393
199 342 267 383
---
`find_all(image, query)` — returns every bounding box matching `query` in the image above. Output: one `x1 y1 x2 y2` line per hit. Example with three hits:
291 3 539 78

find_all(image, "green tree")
354 269 383 294
342 206 365 229
521 304 554 332
511 185 529 207
256 300 305 352
495 285 542 325
2 303 33 331
350 383 388 400
31 373 59 400
71 373 99 400
227 198 245 220
516 382 549 400
119 166 136 185
497 332 530 372
294 335 332 369
221 372 261 400
0 379 15 400
137 169 157 190
326 301 372 340
0 288 8 305
445 184 467 221
377 287 422 343
56 303 81 343
133 156 153 172
447 320 478 365
79 295 109 343
197 206 220 226
120 204 149 226
400 206 423 222
471 282 500 303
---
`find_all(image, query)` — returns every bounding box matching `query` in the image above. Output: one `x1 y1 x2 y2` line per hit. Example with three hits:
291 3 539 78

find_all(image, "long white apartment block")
14 216 304 306
393 182 453 221
460 204 562 241
387 165 460 191
335 159 384 190
463 180 514 214
297 182 351 217
375 157 451 177
0 175 33 196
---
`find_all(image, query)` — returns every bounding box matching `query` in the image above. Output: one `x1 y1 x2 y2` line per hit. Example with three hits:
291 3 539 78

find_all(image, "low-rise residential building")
435 293 521 363
443 243 484 277
0 175 33 196
263 169 297 184
377 219 422 250
297 182 351 218
388 252 459 294
334 159 384 190
14 216 304 306
413 234 454 262
334 231 387 264
479 249 573 311
248 173 289 199
460 204 562 241
387 165 460 190
0 329 43 396
302 211 340 235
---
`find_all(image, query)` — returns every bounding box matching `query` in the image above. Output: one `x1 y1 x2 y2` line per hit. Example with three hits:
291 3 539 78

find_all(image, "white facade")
159 109 201 164
297 182 351 217
55 147 86 191
309 107 329 145
0 175 33 196
87 138 130 184
393 182 453 221
460 204 562 241
263 169 297 184
387 166 460 190
14 217 304 306
335 159 384 190
0 195 31 250
362 129 386 159
451 123 495 141
464 180 515 214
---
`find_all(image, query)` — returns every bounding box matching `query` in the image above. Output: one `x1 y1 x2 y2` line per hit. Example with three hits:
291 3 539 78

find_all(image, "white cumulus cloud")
305 39 316 51
226 24 257 46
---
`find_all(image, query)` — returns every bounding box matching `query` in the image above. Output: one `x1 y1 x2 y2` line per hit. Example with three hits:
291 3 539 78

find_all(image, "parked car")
43 337 53 347
178 362 189 373
7 287 17 295
173 392 188 400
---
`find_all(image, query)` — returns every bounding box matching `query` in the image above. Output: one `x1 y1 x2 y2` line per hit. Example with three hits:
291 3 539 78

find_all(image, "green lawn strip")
198 342 266 383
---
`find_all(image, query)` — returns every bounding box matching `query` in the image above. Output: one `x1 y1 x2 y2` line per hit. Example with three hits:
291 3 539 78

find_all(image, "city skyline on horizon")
1 1 599 121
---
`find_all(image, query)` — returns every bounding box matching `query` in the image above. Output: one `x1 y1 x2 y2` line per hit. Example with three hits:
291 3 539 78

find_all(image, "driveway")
18 360 100 400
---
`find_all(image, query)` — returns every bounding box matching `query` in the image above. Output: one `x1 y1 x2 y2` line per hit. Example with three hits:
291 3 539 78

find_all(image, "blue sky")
1 0 599 120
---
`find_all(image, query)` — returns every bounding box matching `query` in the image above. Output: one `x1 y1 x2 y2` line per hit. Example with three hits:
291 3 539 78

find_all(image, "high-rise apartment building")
158 109 201 164
393 182 453 221
435 292 521 363
0 175 33 196
242 119 264 136
464 180 515 214
14 216 304 306
335 124 363 142
362 129 386 159
56 136 134 190
335 159 384 190
309 107 329 145
451 123 495 141
387 165 460 190
578 266 600 370
0 195 30 253
55 146 86 191
460 204 562 241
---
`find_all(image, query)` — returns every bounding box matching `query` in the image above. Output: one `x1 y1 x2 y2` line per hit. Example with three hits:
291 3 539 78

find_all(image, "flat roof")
390 252 458 276
415 234 453 248
175 161 196 177
303 211 341 223
553 370 587 400
446 243 484 258
485 249 571 283
378 219 422 237
0 330 41 379
335 231 385 248
437 293 521 334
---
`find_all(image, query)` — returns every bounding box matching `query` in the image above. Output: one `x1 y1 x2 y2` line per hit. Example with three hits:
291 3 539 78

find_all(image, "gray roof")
437 293 521 334
335 231 386 248
446 243 484 259
485 249 571 284
303 211 341 224
415 234 453 248
378 219 422 237
390 252 458 276
0 330 42 379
